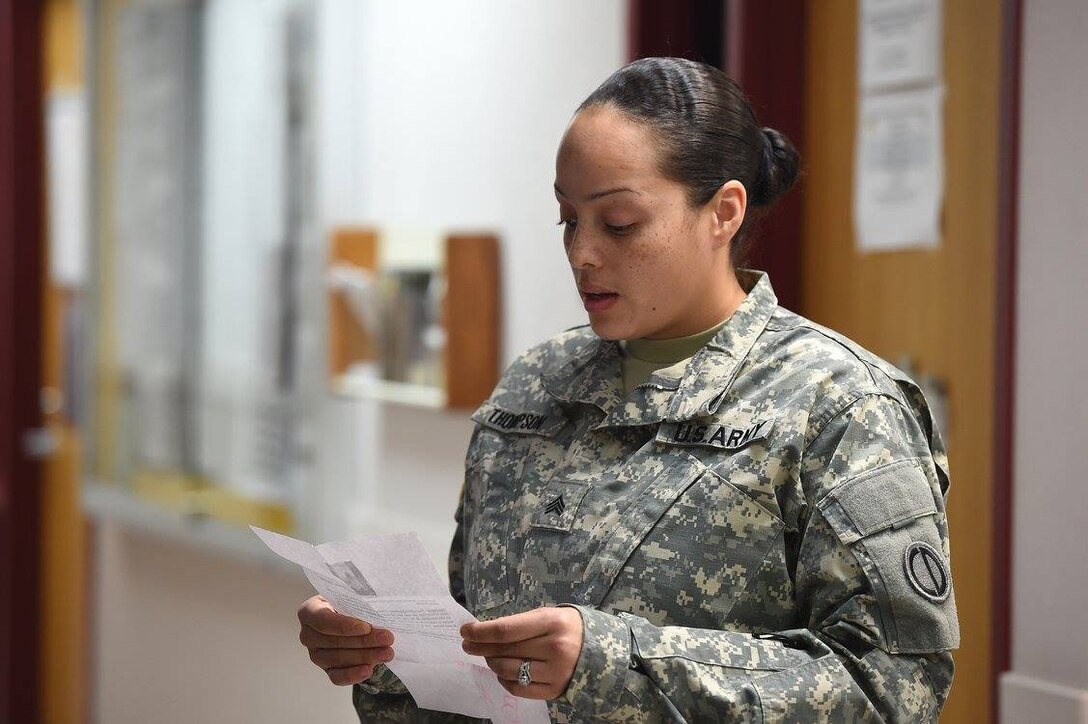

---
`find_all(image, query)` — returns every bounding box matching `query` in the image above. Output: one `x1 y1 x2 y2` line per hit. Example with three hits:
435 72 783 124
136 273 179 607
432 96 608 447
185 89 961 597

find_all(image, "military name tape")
659 418 775 450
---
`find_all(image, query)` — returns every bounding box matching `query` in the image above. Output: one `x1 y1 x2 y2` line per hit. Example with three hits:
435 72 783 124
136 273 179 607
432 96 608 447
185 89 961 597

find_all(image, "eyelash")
555 220 636 235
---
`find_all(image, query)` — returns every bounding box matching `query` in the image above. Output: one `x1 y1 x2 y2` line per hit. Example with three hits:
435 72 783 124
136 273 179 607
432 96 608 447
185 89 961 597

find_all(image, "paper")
252 527 549 724
46 90 88 287
860 0 941 91
854 86 944 252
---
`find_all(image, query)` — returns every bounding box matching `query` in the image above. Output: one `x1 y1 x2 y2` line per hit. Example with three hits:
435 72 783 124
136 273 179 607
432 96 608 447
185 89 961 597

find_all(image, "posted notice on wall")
252 526 549 724
46 90 89 288
860 0 942 91
854 86 944 252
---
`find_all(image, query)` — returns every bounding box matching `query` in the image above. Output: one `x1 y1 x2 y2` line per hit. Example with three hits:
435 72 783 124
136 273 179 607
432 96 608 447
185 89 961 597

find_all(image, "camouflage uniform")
354 269 959 722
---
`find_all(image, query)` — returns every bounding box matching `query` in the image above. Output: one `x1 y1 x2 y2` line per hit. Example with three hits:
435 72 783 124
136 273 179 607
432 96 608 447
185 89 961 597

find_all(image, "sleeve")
554 393 959 723
350 481 484 723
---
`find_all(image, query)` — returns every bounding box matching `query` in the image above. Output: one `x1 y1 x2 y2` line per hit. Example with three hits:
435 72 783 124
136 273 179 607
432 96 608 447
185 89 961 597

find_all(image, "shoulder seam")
803 391 912 456
765 320 883 389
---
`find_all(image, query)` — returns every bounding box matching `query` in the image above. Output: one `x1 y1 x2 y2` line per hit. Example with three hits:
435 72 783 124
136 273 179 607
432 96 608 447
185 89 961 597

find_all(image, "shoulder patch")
903 541 951 603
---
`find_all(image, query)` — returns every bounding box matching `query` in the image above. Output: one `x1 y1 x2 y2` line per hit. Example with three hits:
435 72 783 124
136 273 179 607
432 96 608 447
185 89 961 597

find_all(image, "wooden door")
38 2 91 722
803 1 1003 720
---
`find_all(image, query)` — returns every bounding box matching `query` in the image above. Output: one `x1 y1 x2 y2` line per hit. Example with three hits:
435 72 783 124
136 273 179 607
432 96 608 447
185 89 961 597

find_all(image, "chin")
587 316 633 341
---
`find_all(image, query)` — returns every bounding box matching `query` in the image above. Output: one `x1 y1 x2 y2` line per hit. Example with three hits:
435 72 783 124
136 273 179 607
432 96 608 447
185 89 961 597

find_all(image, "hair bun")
751 127 799 207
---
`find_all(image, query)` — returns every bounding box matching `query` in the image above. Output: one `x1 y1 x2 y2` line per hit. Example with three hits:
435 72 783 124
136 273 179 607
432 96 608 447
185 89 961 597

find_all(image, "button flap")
574 452 705 606
818 458 937 544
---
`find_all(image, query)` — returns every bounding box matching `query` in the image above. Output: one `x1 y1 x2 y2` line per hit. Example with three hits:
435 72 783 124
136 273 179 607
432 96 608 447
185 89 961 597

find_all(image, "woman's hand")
297 595 395 686
460 607 584 700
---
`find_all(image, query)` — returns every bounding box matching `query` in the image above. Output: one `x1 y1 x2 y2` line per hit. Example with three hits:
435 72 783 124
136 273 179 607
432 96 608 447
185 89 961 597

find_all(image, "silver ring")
517 659 533 687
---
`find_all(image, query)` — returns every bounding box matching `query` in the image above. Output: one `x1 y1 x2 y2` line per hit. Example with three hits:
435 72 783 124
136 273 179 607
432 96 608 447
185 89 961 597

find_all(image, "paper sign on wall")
855 0 944 252
854 86 944 252
860 0 942 91
46 90 88 287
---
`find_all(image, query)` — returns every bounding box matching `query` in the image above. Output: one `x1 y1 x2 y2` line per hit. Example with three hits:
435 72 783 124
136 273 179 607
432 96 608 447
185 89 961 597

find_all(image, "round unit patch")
903 541 951 603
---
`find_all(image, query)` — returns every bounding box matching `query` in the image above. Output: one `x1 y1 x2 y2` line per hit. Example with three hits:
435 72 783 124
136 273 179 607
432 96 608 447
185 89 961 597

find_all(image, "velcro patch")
657 417 775 451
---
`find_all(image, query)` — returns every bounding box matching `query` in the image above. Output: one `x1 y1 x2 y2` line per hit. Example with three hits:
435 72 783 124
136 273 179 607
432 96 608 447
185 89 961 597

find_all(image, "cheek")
623 233 687 309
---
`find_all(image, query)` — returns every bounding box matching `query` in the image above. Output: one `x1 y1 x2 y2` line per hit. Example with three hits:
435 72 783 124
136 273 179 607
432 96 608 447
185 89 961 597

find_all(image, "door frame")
993 0 1023 717
627 0 806 313
0 1 46 721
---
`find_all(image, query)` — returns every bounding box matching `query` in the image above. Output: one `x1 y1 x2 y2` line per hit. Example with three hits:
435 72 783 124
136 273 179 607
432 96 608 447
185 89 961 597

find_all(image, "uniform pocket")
463 402 567 615
574 446 789 625
817 459 959 653
573 451 705 607
462 446 520 614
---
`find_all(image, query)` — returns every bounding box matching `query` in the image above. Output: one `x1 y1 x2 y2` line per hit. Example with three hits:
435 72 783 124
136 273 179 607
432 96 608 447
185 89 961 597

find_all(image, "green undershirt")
620 317 730 395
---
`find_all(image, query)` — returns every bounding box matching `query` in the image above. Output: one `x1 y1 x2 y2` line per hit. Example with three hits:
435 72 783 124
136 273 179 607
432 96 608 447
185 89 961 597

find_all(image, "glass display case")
327 228 500 409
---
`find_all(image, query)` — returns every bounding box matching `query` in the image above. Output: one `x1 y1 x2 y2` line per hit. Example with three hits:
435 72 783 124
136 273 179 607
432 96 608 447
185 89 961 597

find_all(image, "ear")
709 180 747 250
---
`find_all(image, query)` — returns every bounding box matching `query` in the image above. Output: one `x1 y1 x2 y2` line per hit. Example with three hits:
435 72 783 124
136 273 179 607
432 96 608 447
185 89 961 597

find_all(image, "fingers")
461 633 555 661
495 676 555 700
300 626 394 651
325 664 375 687
298 596 372 636
309 645 394 671
461 607 584 701
462 611 581 663
460 608 557 644
486 659 566 701
298 595 396 688
484 657 558 686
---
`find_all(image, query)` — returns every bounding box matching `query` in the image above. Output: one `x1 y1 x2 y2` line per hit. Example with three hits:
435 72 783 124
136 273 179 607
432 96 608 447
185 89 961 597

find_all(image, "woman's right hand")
297 595 396 686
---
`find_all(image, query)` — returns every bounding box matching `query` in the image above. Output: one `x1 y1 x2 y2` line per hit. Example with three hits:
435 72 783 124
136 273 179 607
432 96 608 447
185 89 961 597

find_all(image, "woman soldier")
299 57 959 722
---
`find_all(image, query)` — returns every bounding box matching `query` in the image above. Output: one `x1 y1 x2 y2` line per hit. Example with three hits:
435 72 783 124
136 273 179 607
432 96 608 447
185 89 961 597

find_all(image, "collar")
541 269 779 423
540 334 625 416
624 315 729 364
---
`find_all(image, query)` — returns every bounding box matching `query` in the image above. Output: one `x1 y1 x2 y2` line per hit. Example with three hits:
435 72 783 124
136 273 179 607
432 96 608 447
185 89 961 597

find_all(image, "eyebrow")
553 183 642 201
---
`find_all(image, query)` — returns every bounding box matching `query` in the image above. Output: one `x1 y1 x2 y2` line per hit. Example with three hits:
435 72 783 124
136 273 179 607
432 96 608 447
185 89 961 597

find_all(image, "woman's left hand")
460 606 584 700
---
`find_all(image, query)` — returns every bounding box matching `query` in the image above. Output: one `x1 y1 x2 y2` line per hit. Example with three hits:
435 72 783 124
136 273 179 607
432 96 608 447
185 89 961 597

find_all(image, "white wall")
314 0 628 557
92 2 627 722
1000 1 1088 721
349 0 618 362
93 523 358 724
351 0 627 566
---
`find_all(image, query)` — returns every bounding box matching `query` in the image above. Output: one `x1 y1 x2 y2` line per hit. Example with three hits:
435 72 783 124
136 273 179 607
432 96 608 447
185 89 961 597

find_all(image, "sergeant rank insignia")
543 494 566 516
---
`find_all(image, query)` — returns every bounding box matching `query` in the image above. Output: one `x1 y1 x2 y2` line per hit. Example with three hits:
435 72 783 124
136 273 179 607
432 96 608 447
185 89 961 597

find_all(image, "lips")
579 285 619 313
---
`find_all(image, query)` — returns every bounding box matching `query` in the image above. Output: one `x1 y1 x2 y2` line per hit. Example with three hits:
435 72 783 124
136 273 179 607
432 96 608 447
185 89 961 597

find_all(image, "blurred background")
1 0 1085 722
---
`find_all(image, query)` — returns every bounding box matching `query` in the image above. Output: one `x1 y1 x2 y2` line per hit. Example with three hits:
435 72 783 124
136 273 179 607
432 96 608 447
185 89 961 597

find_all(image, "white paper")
854 86 944 252
46 90 88 287
252 527 549 724
860 0 942 91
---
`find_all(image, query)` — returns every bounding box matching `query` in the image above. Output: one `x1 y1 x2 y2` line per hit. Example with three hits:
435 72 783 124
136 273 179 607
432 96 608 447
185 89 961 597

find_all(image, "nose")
566 225 600 270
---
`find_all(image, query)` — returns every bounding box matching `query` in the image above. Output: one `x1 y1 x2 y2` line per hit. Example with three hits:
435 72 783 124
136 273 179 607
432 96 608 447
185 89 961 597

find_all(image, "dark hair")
576 57 799 268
